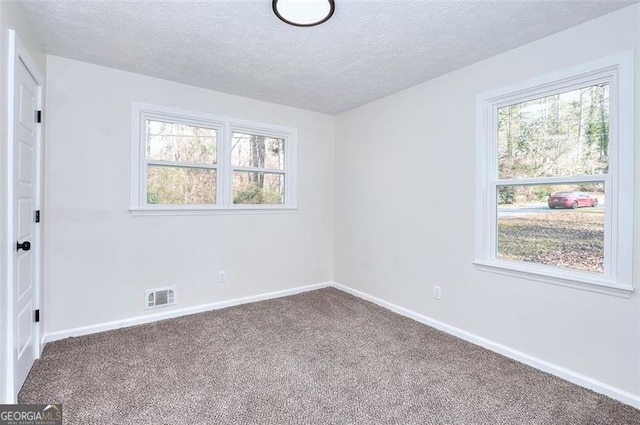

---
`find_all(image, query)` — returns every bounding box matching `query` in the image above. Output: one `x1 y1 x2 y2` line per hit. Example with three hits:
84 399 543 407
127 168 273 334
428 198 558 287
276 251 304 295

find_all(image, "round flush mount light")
273 0 335 27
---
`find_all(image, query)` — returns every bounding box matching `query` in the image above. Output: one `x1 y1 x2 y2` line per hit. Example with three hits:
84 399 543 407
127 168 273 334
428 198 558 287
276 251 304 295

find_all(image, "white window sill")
473 259 634 298
130 206 298 216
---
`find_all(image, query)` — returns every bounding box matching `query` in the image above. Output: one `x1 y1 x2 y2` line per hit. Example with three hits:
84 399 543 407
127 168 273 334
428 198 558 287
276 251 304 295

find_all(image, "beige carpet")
19 288 640 424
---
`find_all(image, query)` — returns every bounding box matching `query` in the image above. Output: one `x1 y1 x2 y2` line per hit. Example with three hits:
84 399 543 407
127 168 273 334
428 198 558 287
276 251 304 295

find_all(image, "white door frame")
3 29 44 403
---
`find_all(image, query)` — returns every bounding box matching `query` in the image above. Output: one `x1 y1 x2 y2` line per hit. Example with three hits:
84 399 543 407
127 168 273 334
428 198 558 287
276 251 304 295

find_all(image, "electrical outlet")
433 285 441 300
218 271 227 283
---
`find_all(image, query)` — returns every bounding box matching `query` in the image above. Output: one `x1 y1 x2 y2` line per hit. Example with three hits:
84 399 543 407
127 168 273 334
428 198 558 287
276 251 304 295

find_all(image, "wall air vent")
145 286 177 310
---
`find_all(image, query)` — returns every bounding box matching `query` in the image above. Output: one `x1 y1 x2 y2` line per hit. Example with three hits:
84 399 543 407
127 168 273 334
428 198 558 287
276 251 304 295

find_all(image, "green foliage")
577 183 605 193
147 191 159 204
234 187 282 205
532 186 552 202
498 186 516 205
500 183 602 204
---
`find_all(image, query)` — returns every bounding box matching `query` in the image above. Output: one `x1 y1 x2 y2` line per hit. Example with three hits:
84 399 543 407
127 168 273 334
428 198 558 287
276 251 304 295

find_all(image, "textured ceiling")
21 0 637 115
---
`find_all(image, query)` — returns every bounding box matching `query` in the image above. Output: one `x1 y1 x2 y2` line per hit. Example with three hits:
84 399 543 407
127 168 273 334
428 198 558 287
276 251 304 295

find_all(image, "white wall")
44 56 335 334
0 1 46 403
334 5 640 398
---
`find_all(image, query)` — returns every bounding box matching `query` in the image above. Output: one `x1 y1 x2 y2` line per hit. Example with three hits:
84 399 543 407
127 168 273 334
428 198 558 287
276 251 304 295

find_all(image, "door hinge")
35 309 40 323
35 210 41 223
36 110 42 123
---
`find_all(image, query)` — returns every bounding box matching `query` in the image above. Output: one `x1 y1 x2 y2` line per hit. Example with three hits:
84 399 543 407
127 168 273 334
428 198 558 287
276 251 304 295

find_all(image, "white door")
13 55 40 394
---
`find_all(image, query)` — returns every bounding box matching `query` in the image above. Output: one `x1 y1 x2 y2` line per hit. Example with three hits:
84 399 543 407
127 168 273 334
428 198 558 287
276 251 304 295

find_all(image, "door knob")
16 241 31 252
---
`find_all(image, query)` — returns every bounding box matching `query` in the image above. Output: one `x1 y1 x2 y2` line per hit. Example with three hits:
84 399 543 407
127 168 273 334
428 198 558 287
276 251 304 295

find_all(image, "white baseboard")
44 281 331 344
42 279 640 409
331 281 640 410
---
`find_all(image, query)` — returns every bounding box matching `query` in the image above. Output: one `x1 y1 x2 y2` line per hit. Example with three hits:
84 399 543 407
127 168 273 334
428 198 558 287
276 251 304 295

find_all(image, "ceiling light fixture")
272 0 335 27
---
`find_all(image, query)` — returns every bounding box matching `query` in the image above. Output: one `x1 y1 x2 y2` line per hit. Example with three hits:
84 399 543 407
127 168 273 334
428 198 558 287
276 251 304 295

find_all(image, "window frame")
130 102 298 214
474 52 634 297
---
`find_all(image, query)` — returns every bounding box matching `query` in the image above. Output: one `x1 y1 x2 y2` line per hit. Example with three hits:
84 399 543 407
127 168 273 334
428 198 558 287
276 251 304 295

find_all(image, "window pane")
497 183 604 273
498 84 609 179
231 132 285 170
147 165 216 205
233 172 284 204
146 120 217 164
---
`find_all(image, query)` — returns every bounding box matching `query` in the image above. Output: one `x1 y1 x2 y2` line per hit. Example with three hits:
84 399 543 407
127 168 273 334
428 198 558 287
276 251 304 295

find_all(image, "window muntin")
131 103 297 212
475 53 634 294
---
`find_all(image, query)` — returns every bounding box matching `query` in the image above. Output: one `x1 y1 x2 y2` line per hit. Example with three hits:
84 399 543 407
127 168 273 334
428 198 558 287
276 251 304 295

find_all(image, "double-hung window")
231 130 286 205
131 103 297 213
475 53 634 295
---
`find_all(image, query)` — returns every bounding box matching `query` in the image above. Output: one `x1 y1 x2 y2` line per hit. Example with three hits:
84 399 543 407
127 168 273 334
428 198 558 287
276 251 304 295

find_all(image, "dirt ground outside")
497 208 604 273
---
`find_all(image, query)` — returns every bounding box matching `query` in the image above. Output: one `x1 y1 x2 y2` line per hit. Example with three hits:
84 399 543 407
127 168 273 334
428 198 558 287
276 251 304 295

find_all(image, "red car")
548 191 598 209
